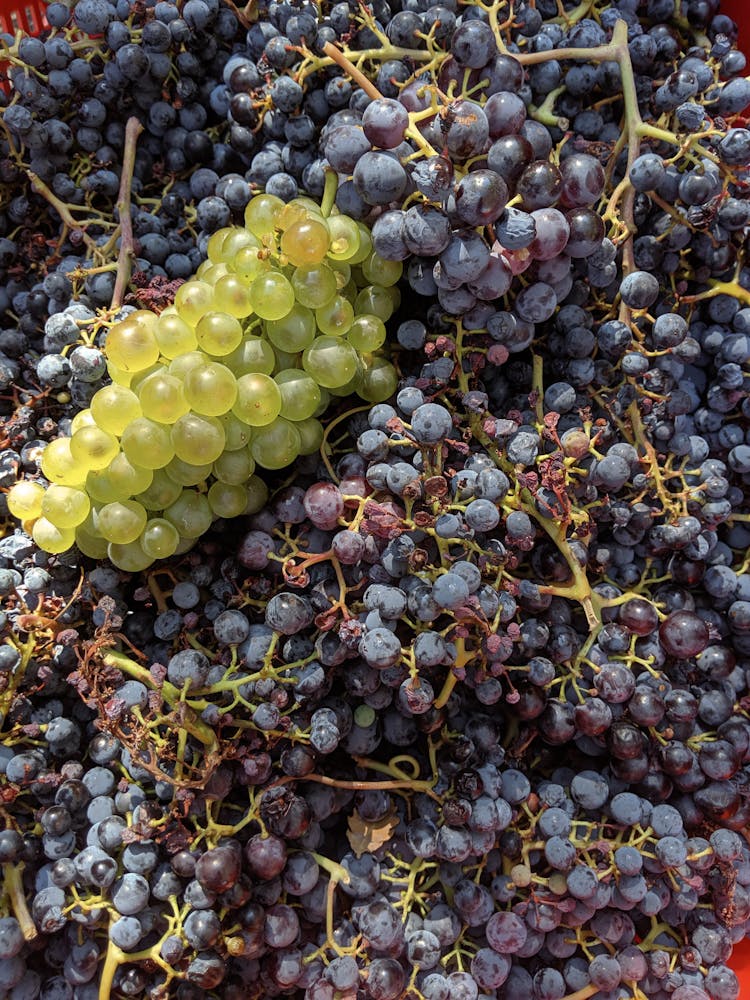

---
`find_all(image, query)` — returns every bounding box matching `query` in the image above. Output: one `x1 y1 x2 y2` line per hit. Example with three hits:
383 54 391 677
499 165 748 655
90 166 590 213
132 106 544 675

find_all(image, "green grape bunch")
7 194 401 571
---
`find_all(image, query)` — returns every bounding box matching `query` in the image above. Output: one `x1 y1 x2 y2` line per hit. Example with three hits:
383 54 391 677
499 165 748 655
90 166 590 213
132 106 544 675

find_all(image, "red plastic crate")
0 0 46 35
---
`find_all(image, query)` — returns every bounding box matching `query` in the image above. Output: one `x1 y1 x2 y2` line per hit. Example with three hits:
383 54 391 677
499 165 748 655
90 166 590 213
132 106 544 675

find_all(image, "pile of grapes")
0 0 749 999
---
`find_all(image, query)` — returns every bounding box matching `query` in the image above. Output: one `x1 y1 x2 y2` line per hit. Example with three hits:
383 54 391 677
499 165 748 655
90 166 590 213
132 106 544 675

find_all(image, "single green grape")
165 456 214 487
41 438 87 487
244 192 284 238
346 314 387 353
155 311 198 359
70 408 97 434
326 215 361 262
361 251 403 287
291 262 338 310
219 412 254 451
196 311 243 356
265 303 316 353
360 357 399 402
168 350 212 381
136 469 183 511
212 449 255 485
182 361 238 416
295 417 325 455
137 372 190 424
170 412 226 464
33 518 75 554
174 280 214 326
250 417 302 470
105 311 160 372
98 500 148 545
164 490 213 538
302 336 359 388
90 384 142 436
354 284 397 322
108 540 153 572
280 217 330 266
121 417 175 469
140 518 180 560
207 481 249 519
315 295 355 337
213 274 254 319
223 337 275 376
274 369 322 421
245 475 270 514
40 485 90 529
233 372 282 427
75 523 109 560
249 271 295 322
232 245 271 283
70 426 120 471
6 480 45 521
349 223 374 265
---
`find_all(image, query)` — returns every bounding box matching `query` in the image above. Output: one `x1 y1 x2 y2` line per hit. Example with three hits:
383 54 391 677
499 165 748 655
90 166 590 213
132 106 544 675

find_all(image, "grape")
97 501 148 545
155 312 198 359
195 311 243 355
266 304 316 353
171 413 226 464
182 362 238 416
291 262 338 308
40 485 90 529
105 312 160 372
90 384 142 435
121 417 175 469
303 337 359 389
233 372 282 427
164 490 213 538
70 425 119 471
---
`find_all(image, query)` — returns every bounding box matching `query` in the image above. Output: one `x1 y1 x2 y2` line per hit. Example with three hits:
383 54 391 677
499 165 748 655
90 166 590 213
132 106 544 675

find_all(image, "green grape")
328 259 351 289
361 251 403 287
121 417 175 469
207 481 248 519
196 311 243 356
85 468 124 505
206 226 236 263
302 336 359 388
223 336 275 376
136 469 183 511
137 372 189 424
219 412 254 451
174 280 214 326
140 518 180 560
327 364 364 397
70 408 97 434
128 363 164 394
212 448 255 485
274 369 321 421
346 314 387 353
250 417 301 470
295 417 325 455
98 499 148 545
105 311 160 372
326 214 361 262
291 262 337 310
165 455 214 486
171 412 225 464
244 192 284 238
265 303 316 353
155 312 198 359
182 361 238 416
75 523 109 560
280 218 330 266
7 480 45 521
90 384 142 436
70 426 120 471
349 223 374 265
108 540 153 572
313 387 331 418
196 260 228 284
355 284 396 322
272 346 299 373
232 245 270 283
168 350 212 380
360 356 399 402
32 517 75 554
41 485 90 529
245 475 270 514
249 271 295 321
108 453 152 496
233 372 282 427
214 274 254 319
41 438 86 487
173 536 196 556
220 227 259 260
315 295 355 337
287 196 325 217
164 490 213 538
106 362 135 387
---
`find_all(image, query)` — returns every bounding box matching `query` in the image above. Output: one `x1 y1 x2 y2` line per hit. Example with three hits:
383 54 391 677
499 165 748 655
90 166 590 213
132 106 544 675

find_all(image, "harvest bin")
1 0 749 993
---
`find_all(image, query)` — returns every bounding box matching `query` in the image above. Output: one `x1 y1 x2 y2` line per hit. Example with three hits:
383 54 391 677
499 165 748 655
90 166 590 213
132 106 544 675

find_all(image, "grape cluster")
8 193 399 569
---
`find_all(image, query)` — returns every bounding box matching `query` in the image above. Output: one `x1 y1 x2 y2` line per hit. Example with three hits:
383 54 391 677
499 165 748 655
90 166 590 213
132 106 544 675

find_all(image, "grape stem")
2 863 37 941
111 116 144 310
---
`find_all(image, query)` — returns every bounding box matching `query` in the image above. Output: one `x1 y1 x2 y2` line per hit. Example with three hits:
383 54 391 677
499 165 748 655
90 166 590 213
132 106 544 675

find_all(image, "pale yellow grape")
174 280 213 326
108 540 153 572
349 223 374 265
140 518 180 560
91 384 142 436
105 314 160 372
220 412 253 451
250 417 301 470
274 369 321 421
277 201 309 231
86 468 124 505
207 227 235 263
280 218 329 266
291 262 337 309
360 357 399 402
155 312 197 359
70 426 120 471
41 438 87 487
355 284 397 322
165 456 214 486
75 524 109 560
70 408 97 434
128 363 164 394
327 364 364 397
302 336 359 388
245 475 270 514
33 517 75 554
98 500 148 545
346 314 387 353
249 272 295 322
329 259 351 289
326 214 361 261
7 480 45 521
315 295 355 337
313 387 331 418
106 362 134 387
233 245 270 283
137 372 189 424
169 350 211 381
164 490 213 538
41 485 90 529
296 417 325 455
265 303 316 353
288 196 324 216
108 453 152 497
183 361 238 416
224 336 275 376
233 373 282 427
121 417 175 469
195 311 243 356
171 412 225 464
207 481 248 519
244 192 284 238
136 469 183 511
196 261 228 284
214 274 254 319
212 449 255 485
362 251 403 287
220 227 259 259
